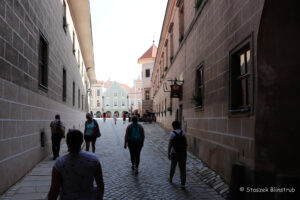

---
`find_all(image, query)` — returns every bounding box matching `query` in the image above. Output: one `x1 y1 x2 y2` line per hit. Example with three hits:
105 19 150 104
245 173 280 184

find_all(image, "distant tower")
137 44 157 115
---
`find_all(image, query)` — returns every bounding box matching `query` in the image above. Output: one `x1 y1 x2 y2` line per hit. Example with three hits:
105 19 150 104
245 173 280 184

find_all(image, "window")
145 91 150 100
63 1 67 32
122 100 125 106
82 95 83 110
62 68 66 101
97 100 100 107
145 69 150 77
229 41 252 113
195 0 203 10
72 82 75 106
97 89 100 96
38 34 48 89
114 100 118 106
78 89 80 108
114 92 118 97
72 31 75 54
194 64 204 107
178 1 184 43
78 50 80 67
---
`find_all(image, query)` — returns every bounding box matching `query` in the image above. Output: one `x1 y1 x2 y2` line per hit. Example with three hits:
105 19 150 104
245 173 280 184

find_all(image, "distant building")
138 44 157 115
128 78 143 113
0 0 95 193
90 80 104 117
102 81 129 117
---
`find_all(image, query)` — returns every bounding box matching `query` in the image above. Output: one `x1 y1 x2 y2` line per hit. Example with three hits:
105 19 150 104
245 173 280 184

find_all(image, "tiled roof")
138 44 157 60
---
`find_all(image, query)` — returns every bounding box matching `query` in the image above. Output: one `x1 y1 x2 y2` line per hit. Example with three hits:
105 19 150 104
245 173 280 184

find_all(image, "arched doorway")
95 111 101 118
255 0 300 195
114 111 119 117
106 111 112 118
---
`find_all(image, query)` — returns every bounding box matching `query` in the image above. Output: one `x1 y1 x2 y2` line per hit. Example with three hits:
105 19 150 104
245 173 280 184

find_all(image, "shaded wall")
255 0 300 198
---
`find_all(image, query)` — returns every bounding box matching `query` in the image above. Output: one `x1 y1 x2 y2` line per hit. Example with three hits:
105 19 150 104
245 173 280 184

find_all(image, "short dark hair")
132 116 138 123
66 130 83 153
55 114 60 119
86 113 92 118
172 121 181 129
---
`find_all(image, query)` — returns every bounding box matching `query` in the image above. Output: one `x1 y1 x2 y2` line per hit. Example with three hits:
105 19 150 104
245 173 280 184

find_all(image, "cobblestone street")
1 119 225 200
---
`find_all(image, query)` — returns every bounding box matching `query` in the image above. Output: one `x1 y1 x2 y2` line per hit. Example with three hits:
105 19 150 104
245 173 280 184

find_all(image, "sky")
90 0 168 87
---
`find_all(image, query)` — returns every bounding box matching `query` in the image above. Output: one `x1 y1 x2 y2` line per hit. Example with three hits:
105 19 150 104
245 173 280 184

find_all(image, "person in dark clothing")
103 112 106 122
50 114 65 160
168 121 187 189
124 116 145 174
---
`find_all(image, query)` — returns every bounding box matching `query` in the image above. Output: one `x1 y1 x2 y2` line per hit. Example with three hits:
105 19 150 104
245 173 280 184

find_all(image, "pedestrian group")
48 112 187 199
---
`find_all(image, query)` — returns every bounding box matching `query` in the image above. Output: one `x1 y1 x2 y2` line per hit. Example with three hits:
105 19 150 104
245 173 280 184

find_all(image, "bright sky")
90 0 168 87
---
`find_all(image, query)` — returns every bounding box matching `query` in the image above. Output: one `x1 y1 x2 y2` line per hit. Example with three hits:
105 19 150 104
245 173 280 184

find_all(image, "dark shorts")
84 135 96 142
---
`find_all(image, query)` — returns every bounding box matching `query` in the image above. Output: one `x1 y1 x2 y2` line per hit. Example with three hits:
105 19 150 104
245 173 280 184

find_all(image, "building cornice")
67 0 96 83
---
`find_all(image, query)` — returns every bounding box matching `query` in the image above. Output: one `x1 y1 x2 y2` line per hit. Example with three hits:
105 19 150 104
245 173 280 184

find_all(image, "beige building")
128 78 143 113
152 0 300 195
0 0 95 193
138 44 157 115
90 80 104 116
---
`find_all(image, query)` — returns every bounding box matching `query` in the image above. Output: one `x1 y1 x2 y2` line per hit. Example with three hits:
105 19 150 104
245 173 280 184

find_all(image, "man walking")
124 116 145 174
50 114 65 160
103 112 106 122
168 121 187 189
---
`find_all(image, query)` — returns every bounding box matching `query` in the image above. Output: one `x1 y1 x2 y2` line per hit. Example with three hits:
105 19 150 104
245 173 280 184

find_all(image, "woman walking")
113 113 118 125
48 130 104 200
124 116 145 174
84 113 100 153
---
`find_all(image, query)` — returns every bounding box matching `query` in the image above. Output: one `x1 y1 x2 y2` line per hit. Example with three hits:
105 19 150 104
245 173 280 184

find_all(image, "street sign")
170 84 182 98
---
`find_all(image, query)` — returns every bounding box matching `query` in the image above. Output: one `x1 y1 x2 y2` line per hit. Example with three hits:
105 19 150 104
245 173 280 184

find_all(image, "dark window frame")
145 90 150 100
63 0 67 33
62 68 67 102
229 35 254 116
38 33 49 91
72 81 75 106
78 89 80 108
194 63 204 109
72 31 76 55
145 69 150 78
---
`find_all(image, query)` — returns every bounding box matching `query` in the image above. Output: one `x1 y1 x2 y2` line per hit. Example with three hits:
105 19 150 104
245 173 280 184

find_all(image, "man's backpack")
56 120 64 137
129 124 142 143
172 130 187 153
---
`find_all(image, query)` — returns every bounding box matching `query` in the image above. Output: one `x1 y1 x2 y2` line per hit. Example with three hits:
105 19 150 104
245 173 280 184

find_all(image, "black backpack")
56 120 64 137
172 130 187 153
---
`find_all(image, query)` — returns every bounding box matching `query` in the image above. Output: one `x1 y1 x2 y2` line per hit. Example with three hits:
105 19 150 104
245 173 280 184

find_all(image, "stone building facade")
152 0 300 197
102 81 129 117
0 0 95 194
138 44 157 115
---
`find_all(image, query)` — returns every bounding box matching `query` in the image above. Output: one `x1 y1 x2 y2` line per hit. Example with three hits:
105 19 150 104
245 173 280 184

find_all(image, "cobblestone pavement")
1 119 225 200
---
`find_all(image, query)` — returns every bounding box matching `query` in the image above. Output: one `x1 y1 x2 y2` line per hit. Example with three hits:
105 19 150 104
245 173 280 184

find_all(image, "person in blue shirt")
84 113 99 153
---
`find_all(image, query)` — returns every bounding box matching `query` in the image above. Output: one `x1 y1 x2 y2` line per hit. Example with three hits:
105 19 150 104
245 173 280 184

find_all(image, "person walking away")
50 114 65 160
123 113 126 124
129 112 132 122
103 112 106 123
84 113 100 153
168 121 187 189
113 113 117 125
48 130 104 200
124 116 145 174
